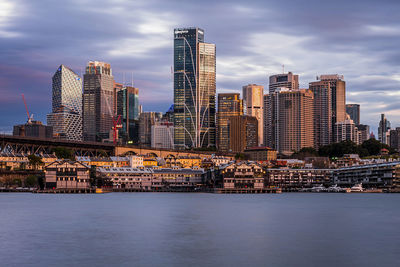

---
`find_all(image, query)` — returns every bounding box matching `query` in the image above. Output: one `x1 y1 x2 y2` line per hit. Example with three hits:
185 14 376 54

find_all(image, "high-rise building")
346 104 360 125
117 86 140 144
217 93 243 151
47 65 82 141
228 115 258 153
151 122 174 149
173 27 216 149
265 88 314 155
309 74 345 147
389 128 400 151
334 117 359 144
139 112 162 146
82 61 115 142
378 114 391 145
269 72 299 93
357 124 370 144
242 84 264 146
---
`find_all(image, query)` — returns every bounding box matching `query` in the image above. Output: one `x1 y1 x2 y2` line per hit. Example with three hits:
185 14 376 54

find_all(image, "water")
0 193 399 267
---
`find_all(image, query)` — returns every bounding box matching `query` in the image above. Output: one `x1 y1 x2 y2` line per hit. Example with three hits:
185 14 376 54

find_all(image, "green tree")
292 147 318 159
361 138 391 156
53 147 75 160
25 175 38 188
28 154 44 170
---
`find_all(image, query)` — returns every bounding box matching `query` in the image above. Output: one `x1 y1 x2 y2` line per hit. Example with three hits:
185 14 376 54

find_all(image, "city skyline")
1 0 400 134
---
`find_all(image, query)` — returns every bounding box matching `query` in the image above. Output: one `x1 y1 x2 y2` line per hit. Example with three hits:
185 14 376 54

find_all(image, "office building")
265 88 314 155
346 104 360 125
378 114 391 145
46 65 82 141
173 27 216 149
217 93 243 151
357 124 370 144
228 115 258 153
139 112 162 145
242 84 264 145
117 86 140 143
334 116 359 144
151 122 174 149
82 61 115 142
309 74 346 146
269 72 299 93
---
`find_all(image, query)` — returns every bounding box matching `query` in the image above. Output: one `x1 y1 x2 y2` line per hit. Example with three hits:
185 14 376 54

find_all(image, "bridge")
0 135 226 159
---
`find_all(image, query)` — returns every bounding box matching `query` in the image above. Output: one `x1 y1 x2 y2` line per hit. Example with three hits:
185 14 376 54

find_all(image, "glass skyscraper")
47 65 83 141
117 86 140 143
173 27 216 149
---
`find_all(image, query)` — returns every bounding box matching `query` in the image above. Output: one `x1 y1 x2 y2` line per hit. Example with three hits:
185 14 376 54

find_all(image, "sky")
0 0 399 134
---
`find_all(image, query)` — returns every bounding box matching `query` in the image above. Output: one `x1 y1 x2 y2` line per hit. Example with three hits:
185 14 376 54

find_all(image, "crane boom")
21 94 30 121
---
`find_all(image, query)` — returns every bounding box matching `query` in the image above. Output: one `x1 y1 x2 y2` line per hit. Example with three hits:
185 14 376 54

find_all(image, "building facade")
47 65 83 141
378 114 391 145
216 93 243 151
45 160 90 189
220 162 265 190
82 61 115 142
117 86 140 143
173 27 216 149
139 112 162 146
346 104 360 125
151 122 174 149
266 168 332 189
242 84 264 146
268 72 299 94
228 115 258 153
334 117 359 144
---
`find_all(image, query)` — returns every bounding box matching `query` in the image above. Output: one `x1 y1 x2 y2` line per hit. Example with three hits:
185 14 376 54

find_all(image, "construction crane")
112 115 122 145
21 94 34 124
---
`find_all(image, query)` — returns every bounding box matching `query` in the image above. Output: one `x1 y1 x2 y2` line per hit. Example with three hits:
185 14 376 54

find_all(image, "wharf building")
266 168 332 189
216 93 243 151
228 115 258 153
45 160 90 189
264 88 314 156
82 61 115 142
173 27 216 149
378 114 391 145
117 85 140 143
220 162 265 190
309 74 346 147
346 104 360 125
243 84 264 146
47 65 83 141
268 72 299 94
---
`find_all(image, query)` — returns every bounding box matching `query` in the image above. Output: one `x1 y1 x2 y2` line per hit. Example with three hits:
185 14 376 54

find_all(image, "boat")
328 184 345 193
350 183 363 192
310 184 327 192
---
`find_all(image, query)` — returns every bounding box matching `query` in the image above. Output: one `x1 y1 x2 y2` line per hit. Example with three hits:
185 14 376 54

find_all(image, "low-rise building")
220 161 265 189
266 168 332 189
45 160 90 189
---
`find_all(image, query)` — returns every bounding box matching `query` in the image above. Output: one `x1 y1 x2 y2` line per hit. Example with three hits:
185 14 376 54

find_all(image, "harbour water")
0 193 399 266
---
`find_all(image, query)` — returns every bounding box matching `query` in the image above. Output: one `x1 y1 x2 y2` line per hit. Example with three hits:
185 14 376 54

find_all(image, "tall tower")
47 65 83 141
269 72 299 94
117 86 140 143
82 61 115 142
346 104 360 125
173 27 216 149
217 93 243 151
378 114 391 145
242 84 264 146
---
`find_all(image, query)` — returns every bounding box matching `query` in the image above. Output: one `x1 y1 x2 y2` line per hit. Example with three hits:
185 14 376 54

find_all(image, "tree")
53 147 75 160
25 175 38 188
291 147 318 159
28 154 44 170
361 138 391 156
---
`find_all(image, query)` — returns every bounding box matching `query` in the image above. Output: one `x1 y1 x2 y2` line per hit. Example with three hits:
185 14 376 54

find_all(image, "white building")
129 155 144 168
151 122 174 149
335 117 359 144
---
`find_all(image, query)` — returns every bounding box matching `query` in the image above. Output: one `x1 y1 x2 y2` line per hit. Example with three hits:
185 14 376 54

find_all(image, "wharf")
214 188 282 194
33 188 96 194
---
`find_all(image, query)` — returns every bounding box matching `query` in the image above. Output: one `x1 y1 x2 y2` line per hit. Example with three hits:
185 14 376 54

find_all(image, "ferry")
350 183 363 192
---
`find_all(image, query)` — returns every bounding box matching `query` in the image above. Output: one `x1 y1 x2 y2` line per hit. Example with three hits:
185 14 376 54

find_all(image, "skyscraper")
346 104 360 125
309 74 346 147
217 93 243 151
82 61 115 142
334 116 358 144
173 27 216 149
228 115 258 153
47 65 82 141
269 72 299 94
265 88 314 155
378 114 391 145
139 112 162 146
117 86 140 143
242 84 264 146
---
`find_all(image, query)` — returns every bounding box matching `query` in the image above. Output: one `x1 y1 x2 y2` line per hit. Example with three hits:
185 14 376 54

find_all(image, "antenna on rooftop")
123 72 125 86
131 72 134 87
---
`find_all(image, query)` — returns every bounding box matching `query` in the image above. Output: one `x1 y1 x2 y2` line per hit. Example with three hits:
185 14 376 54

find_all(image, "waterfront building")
47 65 83 141
139 112 162 146
346 104 360 125
243 147 278 161
265 88 314 155
129 155 144 168
165 156 202 168
173 27 216 149
220 162 265 190
45 160 90 189
268 72 299 94
334 116 359 144
82 61 115 142
117 86 140 144
309 74 346 147
242 84 264 145
378 114 391 145
217 93 243 151
266 168 332 189
332 162 400 189
13 121 53 139
151 122 174 149
228 115 258 153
